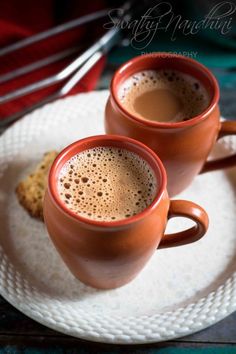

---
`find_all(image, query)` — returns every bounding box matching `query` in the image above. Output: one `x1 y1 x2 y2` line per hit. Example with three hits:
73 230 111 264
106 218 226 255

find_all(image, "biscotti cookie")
16 151 58 220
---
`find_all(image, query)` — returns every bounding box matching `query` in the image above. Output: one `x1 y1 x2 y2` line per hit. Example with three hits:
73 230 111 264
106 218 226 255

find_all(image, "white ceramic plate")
0 91 236 344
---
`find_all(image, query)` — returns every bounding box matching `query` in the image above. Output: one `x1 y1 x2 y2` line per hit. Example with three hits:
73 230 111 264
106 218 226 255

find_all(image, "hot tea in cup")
118 69 210 123
58 146 157 221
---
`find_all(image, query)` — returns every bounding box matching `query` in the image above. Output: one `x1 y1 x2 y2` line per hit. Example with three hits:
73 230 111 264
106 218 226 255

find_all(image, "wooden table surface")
0 294 236 352
0 39 236 353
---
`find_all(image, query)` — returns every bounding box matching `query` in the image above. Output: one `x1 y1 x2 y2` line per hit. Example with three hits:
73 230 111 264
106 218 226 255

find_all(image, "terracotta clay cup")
105 53 236 196
43 135 209 289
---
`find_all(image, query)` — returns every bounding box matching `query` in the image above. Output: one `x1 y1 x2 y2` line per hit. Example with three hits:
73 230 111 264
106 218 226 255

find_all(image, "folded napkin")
0 0 106 122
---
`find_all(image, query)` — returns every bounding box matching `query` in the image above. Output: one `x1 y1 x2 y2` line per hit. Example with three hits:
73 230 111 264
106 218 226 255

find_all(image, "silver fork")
0 28 120 127
0 2 132 128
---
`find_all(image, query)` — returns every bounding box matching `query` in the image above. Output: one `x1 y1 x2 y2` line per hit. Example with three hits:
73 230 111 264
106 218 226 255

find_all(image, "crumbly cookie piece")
16 151 58 220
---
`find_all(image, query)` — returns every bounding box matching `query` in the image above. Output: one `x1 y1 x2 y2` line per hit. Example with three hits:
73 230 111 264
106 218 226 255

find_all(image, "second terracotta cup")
105 53 236 196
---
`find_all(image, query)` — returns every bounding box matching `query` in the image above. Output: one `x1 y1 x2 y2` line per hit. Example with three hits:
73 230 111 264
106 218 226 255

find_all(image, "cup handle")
159 200 209 248
200 121 236 173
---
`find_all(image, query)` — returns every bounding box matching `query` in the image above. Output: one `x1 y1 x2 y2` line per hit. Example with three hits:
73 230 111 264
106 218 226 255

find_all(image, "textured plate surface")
0 90 236 344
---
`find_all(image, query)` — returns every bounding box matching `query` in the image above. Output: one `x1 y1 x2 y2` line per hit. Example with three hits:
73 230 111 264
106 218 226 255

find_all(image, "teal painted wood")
108 37 236 69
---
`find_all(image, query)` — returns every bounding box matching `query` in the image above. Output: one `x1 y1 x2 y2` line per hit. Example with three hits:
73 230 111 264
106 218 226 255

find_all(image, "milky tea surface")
118 69 210 122
58 147 157 221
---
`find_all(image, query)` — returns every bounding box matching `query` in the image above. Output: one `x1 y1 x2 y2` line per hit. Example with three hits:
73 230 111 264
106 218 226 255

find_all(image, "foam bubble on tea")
58 147 157 221
118 69 210 122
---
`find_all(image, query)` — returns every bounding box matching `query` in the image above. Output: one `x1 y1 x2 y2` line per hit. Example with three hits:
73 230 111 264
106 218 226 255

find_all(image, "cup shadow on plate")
175 141 236 309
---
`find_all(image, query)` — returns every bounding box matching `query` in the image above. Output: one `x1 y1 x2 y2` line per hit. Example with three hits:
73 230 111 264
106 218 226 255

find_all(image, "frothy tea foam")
58 147 157 221
118 69 210 122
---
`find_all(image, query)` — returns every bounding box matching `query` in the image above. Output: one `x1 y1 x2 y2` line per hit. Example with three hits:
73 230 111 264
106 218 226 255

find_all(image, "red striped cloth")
0 0 107 121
